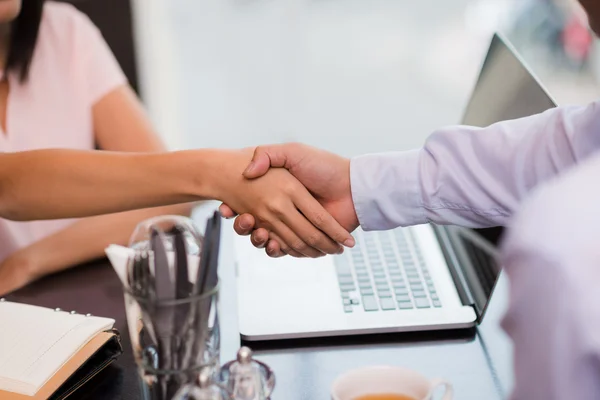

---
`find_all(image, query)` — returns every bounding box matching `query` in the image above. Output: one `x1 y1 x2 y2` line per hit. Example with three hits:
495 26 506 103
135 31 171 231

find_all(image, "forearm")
351 101 600 230
0 149 226 220
20 203 194 278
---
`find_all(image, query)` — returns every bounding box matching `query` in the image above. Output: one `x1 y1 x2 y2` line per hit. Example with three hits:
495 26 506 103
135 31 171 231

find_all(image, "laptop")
234 33 557 341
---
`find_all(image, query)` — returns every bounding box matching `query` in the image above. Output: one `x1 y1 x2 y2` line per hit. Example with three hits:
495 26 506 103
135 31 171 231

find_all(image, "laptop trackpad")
234 235 342 325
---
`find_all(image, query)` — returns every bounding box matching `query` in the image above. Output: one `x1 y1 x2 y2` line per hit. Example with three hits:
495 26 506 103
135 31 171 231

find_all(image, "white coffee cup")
331 366 453 400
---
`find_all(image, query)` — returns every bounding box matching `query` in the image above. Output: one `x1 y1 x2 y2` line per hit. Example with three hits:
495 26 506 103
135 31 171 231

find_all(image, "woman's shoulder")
31 1 126 105
38 1 101 51
41 1 94 27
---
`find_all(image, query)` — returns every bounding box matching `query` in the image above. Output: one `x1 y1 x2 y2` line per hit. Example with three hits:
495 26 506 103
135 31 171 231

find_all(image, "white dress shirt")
349 100 600 400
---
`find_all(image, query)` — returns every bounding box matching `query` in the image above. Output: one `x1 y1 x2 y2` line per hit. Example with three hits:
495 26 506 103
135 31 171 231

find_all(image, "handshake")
219 143 361 258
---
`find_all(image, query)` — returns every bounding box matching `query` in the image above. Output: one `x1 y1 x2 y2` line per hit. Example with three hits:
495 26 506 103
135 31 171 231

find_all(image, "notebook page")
0 302 114 395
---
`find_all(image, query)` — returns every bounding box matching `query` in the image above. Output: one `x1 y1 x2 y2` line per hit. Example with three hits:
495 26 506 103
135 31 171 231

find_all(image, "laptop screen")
447 34 557 319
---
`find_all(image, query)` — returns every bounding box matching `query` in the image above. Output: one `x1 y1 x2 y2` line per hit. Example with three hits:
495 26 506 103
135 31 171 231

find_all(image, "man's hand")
215 147 356 257
220 143 359 257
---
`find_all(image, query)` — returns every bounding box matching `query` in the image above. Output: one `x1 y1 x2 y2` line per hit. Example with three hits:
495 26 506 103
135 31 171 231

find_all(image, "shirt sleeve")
500 152 600 400
350 100 600 230
71 10 128 106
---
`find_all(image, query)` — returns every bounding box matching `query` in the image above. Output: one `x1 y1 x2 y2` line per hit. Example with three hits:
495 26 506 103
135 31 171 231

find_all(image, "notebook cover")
0 330 123 400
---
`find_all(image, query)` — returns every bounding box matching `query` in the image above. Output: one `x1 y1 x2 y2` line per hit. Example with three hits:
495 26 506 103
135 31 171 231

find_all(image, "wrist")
169 149 234 201
343 157 360 230
190 148 254 202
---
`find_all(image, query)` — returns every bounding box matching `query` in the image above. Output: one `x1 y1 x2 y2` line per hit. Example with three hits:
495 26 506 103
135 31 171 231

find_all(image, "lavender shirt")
350 100 600 400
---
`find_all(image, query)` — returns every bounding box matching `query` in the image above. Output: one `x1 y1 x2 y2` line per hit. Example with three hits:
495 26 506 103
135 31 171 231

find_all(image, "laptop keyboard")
335 228 442 313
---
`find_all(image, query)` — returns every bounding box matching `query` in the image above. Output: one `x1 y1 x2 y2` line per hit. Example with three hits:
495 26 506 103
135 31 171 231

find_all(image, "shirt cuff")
350 150 426 231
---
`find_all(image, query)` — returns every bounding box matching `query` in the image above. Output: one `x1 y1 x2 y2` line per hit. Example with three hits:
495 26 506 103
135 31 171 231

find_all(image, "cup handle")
426 378 453 400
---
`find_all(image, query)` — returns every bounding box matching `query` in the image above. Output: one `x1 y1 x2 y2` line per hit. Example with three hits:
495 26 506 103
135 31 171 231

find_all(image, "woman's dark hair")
6 0 45 82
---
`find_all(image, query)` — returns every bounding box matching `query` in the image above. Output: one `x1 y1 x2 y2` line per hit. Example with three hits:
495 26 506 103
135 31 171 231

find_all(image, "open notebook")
0 301 122 399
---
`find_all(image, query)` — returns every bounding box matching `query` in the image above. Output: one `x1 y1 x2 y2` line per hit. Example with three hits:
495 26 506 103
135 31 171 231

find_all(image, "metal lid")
198 367 212 388
237 346 253 364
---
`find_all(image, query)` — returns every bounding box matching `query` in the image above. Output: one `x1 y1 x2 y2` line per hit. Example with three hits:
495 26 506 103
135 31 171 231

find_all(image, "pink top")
0 1 126 262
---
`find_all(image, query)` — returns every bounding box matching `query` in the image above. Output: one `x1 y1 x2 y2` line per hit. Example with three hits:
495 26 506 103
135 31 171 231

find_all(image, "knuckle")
278 247 289 255
291 240 308 252
288 142 304 152
275 245 288 255
250 236 263 248
305 232 322 247
266 199 287 216
250 231 262 241
312 212 326 229
255 212 271 227
266 248 277 257
233 221 247 234
283 181 297 195
234 218 247 230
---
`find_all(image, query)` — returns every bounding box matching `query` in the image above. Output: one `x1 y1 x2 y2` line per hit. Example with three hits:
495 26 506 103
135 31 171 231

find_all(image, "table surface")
8 228 513 400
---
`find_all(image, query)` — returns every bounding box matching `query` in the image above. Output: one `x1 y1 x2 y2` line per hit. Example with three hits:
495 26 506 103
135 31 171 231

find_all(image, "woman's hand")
214 149 353 258
0 250 38 296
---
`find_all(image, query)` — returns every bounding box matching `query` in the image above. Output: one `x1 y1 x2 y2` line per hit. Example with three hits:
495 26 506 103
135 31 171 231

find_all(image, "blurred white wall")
131 0 185 150
131 0 500 156
131 0 599 156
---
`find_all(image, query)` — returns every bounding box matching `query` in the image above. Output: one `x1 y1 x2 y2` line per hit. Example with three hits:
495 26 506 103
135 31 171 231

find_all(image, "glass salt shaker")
172 367 224 400
219 347 275 400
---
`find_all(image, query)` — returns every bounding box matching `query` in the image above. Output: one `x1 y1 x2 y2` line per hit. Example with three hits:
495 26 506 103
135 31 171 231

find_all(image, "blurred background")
94 0 600 155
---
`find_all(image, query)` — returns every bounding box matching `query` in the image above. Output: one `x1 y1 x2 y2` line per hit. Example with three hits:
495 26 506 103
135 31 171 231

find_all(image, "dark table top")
8 229 513 400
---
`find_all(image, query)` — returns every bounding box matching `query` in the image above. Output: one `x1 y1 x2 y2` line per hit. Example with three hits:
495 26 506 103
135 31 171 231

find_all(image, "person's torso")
0 2 96 262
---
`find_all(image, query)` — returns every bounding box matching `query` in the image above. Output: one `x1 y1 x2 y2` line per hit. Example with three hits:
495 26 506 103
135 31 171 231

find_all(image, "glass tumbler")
124 215 221 400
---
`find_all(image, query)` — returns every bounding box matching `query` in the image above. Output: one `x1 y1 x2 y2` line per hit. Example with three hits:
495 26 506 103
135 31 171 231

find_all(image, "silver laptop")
234 34 557 341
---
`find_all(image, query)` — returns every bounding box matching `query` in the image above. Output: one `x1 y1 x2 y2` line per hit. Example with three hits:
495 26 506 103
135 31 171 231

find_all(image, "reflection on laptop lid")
441 33 557 321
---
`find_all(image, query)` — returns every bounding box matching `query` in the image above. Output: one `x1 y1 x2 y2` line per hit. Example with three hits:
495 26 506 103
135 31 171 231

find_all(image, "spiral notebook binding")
0 299 96 319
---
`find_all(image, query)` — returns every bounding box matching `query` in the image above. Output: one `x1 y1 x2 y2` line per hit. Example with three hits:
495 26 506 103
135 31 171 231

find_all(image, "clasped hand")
221 144 360 258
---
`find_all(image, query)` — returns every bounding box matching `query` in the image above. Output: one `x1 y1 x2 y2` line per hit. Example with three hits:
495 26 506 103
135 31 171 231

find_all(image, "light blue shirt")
349 100 600 400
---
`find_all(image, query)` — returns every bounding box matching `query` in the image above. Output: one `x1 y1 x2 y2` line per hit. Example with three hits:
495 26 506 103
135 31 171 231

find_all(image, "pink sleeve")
72 12 128 105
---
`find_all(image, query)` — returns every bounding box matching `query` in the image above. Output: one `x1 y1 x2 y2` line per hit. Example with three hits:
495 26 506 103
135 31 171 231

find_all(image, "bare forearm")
21 203 194 277
0 149 223 220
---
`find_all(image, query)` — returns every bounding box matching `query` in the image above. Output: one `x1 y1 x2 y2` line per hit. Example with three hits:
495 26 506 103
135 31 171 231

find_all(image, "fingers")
239 216 323 259
219 203 237 219
266 231 304 258
233 214 256 236
292 192 355 248
272 200 340 256
250 229 307 259
243 143 301 179
229 201 327 257
270 217 325 258
265 239 284 258
250 228 269 248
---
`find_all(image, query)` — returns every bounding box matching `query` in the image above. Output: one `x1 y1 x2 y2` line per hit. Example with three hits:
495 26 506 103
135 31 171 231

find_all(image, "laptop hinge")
433 225 476 311
433 224 503 323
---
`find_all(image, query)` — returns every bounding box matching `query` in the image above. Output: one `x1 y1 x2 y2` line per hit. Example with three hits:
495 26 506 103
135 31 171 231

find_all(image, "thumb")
243 144 296 179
